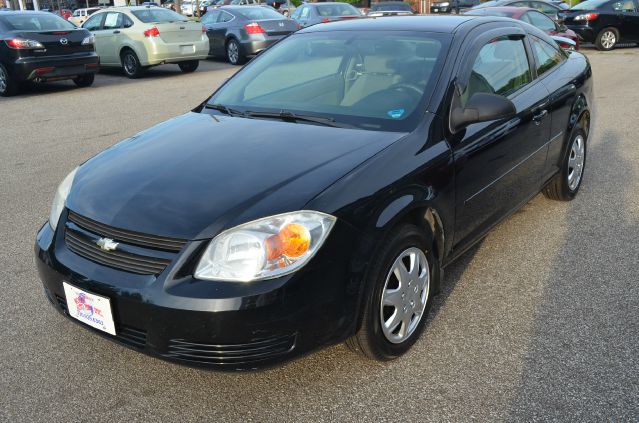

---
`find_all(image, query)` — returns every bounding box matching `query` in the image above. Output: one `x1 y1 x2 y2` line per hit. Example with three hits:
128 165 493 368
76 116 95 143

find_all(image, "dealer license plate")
63 282 116 336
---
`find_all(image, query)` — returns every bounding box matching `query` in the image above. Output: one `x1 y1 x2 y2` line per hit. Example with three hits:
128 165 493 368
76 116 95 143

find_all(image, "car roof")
298 15 481 33
467 5 533 16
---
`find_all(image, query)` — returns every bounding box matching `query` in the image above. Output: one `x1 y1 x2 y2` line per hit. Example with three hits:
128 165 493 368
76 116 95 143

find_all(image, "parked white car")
68 7 101 26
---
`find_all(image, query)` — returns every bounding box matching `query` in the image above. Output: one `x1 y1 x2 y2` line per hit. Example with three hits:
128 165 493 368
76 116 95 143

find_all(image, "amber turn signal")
266 223 311 261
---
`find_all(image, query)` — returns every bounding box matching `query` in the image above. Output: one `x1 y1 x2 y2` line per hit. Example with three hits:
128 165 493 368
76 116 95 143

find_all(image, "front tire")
178 60 199 73
121 49 147 79
346 224 438 360
595 27 619 51
226 39 246 65
0 63 18 97
543 125 587 201
73 73 95 87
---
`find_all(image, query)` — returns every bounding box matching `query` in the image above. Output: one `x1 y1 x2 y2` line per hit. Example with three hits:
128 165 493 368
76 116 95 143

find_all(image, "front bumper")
11 52 99 83
35 212 359 370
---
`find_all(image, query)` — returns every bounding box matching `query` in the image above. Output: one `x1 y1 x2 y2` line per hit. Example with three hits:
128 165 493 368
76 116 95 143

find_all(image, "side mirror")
450 92 516 133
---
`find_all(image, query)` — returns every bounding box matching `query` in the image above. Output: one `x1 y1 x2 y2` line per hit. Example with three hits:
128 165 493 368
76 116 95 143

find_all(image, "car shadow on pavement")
505 129 639 420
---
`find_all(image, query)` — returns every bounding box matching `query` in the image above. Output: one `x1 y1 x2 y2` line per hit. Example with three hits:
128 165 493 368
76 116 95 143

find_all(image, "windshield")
208 31 449 132
317 3 361 16
0 13 75 30
571 0 610 9
237 7 284 19
132 8 186 22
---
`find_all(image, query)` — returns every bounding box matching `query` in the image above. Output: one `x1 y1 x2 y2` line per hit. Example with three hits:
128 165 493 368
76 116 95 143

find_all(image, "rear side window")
83 13 103 30
464 36 531 104
523 11 556 31
531 36 564 76
611 0 636 10
103 12 123 29
132 9 186 23
0 13 75 30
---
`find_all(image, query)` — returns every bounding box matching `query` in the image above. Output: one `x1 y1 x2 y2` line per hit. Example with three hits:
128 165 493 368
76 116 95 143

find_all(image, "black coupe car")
0 10 99 96
36 16 593 370
559 0 639 50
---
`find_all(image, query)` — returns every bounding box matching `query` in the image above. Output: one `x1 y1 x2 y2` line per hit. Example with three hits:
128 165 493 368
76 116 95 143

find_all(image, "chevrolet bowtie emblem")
96 237 119 251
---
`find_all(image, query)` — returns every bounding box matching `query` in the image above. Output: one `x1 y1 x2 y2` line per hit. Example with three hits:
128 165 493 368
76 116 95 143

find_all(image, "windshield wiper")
205 103 249 117
244 110 354 128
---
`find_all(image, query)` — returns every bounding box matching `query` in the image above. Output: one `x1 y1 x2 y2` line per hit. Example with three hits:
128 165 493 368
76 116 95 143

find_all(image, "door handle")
533 109 548 125
113 30 120 34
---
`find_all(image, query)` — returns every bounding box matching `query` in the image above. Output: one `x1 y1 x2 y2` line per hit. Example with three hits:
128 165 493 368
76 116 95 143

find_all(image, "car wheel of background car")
0 63 18 97
226 39 246 65
346 224 438 360
178 60 199 73
543 125 587 201
73 73 95 88
121 49 147 79
595 27 619 51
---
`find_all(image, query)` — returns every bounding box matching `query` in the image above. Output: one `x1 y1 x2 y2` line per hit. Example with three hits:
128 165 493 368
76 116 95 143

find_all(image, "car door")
216 10 235 55
615 0 639 41
451 28 551 248
201 9 221 54
83 13 110 63
100 12 129 65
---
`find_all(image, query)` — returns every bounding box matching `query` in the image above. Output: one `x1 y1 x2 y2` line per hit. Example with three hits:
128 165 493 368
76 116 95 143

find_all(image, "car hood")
67 112 407 240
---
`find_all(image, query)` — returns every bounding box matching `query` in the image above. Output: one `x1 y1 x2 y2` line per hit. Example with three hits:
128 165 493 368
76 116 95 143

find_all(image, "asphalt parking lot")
1 50 638 421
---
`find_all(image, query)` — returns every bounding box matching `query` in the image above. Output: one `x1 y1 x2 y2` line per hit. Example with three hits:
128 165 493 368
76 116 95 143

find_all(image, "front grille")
164 334 296 365
54 294 147 349
67 211 187 252
65 230 170 275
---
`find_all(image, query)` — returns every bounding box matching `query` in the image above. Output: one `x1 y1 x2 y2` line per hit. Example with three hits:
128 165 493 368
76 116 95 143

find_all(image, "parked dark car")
463 6 580 48
290 2 362 27
467 0 564 18
202 6 297 65
0 11 99 96
367 1 414 16
559 0 639 50
36 15 593 371
431 0 481 14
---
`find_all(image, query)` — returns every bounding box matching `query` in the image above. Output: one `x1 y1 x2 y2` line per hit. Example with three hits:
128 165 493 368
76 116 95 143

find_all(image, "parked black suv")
0 11 99 96
559 0 639 50
430 0 481 14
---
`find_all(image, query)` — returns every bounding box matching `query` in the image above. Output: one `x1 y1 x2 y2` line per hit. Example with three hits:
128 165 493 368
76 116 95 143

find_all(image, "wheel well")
225 36 238 48
398 207 445 264
119 46 134 60
579 110 591 138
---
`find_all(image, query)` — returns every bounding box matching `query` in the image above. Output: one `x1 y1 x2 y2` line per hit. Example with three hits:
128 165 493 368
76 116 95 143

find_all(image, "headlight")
49 167 78 231
81 35 95 45
194 211 336 282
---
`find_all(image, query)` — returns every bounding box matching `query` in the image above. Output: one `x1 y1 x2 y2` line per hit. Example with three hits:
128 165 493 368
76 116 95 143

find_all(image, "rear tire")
595 27 619 51
543 125 587 201
226 39 246 65
178 60 199 73
346 224 438 361
121 49 147 79
0 63 18 97
73 73 95 87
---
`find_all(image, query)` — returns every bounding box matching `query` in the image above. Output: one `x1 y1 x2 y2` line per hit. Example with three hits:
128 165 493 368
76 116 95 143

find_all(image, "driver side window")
463 36 531 106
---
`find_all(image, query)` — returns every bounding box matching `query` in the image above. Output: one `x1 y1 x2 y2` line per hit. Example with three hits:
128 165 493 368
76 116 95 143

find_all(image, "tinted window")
530 1 558 13
464 36 531 104
0 13 75 30
210 32 450 131
299 6 310 18
83 13 103 30
219 11 234 22
524 11 556 31
201 9 219 23
571 0 610 9
316 3 360 16
531 36 563 76
132 9 186 23
237 7 283 19
611 0 636 10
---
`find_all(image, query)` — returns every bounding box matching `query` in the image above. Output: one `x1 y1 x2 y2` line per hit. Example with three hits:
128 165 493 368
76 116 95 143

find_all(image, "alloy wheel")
567 134 585 191
227 41 239 64
380 247 430 344
124 54 137 75
0 66 7 94
601 30 616 49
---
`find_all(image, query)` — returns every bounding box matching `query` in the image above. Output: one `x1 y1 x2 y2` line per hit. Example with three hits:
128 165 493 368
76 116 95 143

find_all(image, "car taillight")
244 22 265 34
202 25 206 33
321 18 330 23
574 12 598 21
5 38 45 49
144 27 160 37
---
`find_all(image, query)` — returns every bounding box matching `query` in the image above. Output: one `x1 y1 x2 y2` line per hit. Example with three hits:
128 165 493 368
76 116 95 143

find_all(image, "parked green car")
82 6 209 78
